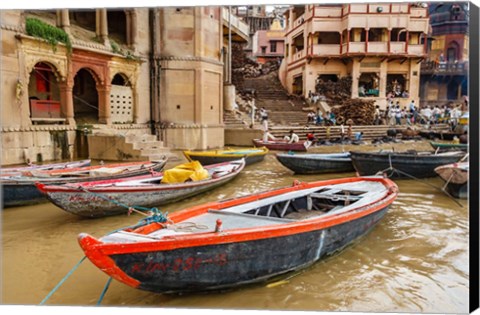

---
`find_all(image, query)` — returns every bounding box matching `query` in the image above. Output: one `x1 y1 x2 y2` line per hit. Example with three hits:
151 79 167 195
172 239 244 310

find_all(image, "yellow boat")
183 147 269 166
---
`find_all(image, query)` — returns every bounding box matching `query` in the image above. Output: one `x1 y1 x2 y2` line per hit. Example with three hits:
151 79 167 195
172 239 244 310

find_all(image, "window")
261 46 267 54
270 42 277 53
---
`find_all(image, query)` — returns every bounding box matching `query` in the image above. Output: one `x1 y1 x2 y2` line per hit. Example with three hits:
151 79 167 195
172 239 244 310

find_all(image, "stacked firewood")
330 99 376 125
232 43 280 88
315 76 352 105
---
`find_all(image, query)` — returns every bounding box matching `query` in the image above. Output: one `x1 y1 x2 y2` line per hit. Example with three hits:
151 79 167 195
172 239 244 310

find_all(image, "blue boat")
275 152 354 174
1 159 167 207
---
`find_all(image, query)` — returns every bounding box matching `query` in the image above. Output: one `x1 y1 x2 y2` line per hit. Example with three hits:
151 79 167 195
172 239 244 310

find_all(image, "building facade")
280 3 429 109
251 18 285 64
1 7 248 165
419 3 469 108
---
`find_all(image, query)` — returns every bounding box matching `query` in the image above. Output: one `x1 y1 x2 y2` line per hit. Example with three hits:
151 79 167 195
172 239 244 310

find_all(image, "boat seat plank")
310 193 362 201
207 209 295 222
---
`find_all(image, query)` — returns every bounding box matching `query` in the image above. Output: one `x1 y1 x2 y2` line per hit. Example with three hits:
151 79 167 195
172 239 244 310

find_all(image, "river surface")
1 153 469 313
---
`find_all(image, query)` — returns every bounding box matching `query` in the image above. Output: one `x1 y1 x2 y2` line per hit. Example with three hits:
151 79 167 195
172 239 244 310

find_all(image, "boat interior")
81 161 242 188
100 180 388 244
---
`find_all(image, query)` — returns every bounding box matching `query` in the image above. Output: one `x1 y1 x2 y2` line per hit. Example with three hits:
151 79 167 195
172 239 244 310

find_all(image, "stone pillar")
223 84 235 112
97 84 112 125
60 9 71 34
126 9 138 49
97 9 109 45
59 82 75 125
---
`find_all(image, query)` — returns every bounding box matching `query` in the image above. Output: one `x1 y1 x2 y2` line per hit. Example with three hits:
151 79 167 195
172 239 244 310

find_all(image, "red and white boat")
78 176 398 294
37 159 245 217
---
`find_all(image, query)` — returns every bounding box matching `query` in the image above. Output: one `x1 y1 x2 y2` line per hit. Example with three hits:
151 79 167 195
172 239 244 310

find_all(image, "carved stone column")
97 9 109 45
60 9 71 34
59 81 75 125
97 84 112 125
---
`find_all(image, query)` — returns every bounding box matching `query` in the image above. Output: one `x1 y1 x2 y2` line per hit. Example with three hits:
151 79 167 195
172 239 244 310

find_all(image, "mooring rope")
39 256 87 305
375 155 463 207
78 186 169 222
96 277 113 306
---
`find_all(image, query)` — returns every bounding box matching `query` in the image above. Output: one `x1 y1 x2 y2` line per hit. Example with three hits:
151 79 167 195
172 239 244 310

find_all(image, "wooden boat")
419 130 462 141
36 159 246 218
78 176 398 294
429 141 468 152
253 139 307 152
435 162 469 199
2 159 167 207
1 159 91 177
350 150 467 179
276 152 354 174
183 147 268 166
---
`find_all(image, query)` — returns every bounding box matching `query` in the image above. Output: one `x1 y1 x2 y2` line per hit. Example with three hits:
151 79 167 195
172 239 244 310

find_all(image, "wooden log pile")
330 99 376 125
315 76 352 105
232 43 280 89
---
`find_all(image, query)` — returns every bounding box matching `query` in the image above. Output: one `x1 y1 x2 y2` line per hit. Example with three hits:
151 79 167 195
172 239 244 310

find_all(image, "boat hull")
253 139 307 152
82 205 389 293
429 142 468 152
2 161 166 207
351 151 465 179
42 175 238 217
185 153 265 166
445 182 468 199
276 153 354 174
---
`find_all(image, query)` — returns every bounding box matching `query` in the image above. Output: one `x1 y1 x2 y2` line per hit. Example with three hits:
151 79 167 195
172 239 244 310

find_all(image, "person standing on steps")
259 107 269 131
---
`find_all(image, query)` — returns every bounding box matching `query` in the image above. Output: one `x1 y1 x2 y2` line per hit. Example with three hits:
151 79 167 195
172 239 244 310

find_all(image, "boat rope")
96 277 113 306
376 163 463 208
39 256 87 305
78 186 169 222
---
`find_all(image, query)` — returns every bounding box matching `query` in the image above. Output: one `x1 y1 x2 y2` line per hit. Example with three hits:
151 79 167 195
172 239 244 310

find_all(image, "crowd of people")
382 99 465 131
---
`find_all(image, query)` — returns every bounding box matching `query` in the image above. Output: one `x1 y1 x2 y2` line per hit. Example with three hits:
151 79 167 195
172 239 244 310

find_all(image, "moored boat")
183 147 268 166
350 150 467 179
429 141 468 152
253 139 308 152
2 159 167 207
1 159 91 177
78 176 398 294
435 162 469 199
276 152 354 174
36 159 245 217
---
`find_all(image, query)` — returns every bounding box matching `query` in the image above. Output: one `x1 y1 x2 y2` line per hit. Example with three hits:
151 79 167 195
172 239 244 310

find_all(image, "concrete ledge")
225 128 263 147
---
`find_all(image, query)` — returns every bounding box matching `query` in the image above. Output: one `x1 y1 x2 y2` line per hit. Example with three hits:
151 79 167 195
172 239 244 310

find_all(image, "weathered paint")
2 160 166 207
276 153 354 174
252 139 307 152
350 151 466 178
78 176 398 293
37 160 245 217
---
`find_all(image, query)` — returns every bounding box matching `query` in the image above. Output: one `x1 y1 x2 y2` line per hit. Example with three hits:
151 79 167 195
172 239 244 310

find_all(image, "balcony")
292 49 306 63
421 61 469 75
222 7 249 42
348 42 366 53
407 44 424 55
367 42 388 54
312 44 341 55
313 6 342 17
390 42 406 53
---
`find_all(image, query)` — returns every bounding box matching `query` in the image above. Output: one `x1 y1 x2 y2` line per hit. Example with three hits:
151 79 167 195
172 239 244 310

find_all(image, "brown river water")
1 150 469 313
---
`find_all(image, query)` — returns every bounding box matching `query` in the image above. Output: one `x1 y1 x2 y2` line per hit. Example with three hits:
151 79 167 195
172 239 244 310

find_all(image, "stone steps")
266 125 450 141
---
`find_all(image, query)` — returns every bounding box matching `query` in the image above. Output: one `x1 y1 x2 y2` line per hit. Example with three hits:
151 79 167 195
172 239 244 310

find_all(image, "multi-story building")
419 3 469 108
251 18 285 64
1 7 248 165
280 3 429 109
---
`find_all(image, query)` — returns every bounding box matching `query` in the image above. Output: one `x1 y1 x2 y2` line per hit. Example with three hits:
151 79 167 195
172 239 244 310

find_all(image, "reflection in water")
1 154 469 313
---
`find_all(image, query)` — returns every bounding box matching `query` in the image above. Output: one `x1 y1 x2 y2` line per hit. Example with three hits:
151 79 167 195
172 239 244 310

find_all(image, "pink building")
252 18 285 64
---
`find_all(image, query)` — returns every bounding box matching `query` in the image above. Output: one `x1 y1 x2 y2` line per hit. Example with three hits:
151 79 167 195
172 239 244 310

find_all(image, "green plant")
25 18 72 53
110 40 122 54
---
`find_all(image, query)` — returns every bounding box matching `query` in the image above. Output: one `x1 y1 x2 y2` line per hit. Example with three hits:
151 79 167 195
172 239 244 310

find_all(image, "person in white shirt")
284 130 299 143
